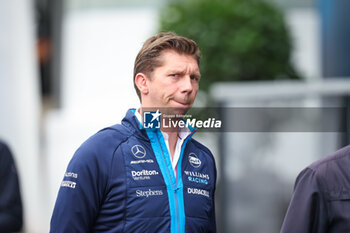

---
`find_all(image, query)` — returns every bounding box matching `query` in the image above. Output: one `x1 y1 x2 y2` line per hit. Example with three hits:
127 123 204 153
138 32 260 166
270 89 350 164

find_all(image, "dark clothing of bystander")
281 145 350 233
0 141 23 233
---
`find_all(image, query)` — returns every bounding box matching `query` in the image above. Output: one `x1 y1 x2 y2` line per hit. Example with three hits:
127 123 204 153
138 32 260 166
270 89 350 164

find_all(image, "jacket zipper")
155 129 197 233
155 135 180 233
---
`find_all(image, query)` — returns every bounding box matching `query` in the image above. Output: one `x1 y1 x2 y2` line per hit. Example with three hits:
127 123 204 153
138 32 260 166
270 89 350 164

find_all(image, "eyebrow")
167 69 201 77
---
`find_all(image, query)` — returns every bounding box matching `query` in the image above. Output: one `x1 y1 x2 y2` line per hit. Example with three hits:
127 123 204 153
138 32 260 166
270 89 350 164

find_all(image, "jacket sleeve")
0 142 23 233
50 140 110 233
209 149 217 233
209 186 217 233
280 167 328 233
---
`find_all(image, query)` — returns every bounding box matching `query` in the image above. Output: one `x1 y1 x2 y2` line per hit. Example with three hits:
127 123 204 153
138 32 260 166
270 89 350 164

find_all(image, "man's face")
143 49 200 114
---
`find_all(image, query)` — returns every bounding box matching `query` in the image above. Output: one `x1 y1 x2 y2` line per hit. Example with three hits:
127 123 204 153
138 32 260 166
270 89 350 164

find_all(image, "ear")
135 73 150 95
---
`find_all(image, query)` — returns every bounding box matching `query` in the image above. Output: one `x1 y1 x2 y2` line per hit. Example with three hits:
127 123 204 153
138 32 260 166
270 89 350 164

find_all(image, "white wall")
0 1 45 232
286 7 321 80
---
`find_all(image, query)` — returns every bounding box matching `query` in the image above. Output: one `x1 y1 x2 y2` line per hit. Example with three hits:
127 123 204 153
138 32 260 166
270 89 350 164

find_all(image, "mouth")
172 99 191 107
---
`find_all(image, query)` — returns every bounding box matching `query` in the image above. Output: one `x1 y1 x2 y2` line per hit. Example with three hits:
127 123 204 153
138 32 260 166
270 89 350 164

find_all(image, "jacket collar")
121 109 150 141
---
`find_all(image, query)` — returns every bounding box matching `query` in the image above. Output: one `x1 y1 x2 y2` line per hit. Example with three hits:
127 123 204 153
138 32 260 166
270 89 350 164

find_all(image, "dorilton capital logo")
131 170 159 177
131 169 159 181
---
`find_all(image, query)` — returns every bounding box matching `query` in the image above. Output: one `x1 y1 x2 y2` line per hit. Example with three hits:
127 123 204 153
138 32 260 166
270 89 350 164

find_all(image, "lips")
173 100 188 105
172 99 191 106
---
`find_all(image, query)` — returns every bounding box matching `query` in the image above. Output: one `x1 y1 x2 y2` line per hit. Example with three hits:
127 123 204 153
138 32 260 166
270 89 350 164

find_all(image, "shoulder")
190 138 213 154
0 140 11 154
298 145 350 190
189 138 216 164
0 140 7 150
0 140 14 164
308 145 350 173
71 123 132 165
83 124 130 149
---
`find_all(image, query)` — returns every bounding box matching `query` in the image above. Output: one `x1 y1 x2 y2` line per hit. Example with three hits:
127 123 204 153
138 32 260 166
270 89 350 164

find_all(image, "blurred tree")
159 0 301 92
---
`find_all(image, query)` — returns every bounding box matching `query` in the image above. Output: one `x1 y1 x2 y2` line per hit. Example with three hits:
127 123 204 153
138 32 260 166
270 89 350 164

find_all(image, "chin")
169 106 191 116
162 99 192 115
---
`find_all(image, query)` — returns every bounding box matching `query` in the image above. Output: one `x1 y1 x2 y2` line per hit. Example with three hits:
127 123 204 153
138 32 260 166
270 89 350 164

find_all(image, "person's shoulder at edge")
307 144 350 172
0 140 10 154
0 140 14 165
0 140 6 149
297 145 350 189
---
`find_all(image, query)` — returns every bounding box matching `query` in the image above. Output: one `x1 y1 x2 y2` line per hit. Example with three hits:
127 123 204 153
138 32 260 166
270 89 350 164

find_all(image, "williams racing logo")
185 171 209 185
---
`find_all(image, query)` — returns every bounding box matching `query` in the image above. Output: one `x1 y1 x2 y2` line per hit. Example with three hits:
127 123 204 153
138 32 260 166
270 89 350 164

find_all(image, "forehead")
157 49 199 71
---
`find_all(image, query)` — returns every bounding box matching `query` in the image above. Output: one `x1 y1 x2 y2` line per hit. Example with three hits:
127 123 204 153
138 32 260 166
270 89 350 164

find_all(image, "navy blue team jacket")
50 109 217 233
280 145 350 233
0 141 23 233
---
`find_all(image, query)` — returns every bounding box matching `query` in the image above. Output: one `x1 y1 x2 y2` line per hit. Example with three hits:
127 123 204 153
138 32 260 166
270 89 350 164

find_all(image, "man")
280 145 350 233
50 32 217 233
0 141 23 233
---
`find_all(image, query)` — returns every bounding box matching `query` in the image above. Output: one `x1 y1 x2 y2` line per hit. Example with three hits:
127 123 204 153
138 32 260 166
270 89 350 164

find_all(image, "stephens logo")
136 189 163 198
143 110 161 129
131 145 146 159
188 153 201 168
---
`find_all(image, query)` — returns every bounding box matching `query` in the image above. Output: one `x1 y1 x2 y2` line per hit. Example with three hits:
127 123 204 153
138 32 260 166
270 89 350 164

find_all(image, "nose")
180 75 193 93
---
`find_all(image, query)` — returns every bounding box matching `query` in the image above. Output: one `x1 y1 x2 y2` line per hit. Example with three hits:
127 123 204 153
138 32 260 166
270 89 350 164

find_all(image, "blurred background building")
1 0 350 232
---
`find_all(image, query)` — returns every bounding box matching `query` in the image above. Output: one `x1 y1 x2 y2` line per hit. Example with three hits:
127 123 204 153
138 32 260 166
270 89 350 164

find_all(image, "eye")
190 75 200 82
170 74 179 78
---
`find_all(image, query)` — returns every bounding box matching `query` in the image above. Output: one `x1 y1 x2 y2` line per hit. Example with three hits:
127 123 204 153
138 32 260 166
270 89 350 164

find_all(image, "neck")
163 130 178 160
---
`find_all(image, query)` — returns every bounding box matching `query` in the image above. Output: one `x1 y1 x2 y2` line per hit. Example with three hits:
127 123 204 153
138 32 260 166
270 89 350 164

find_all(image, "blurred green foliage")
159 0 302 91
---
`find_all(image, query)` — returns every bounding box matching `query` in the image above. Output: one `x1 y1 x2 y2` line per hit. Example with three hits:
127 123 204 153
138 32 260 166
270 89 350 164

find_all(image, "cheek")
163 86 177 97
155 89 170 102
192 86 199 97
